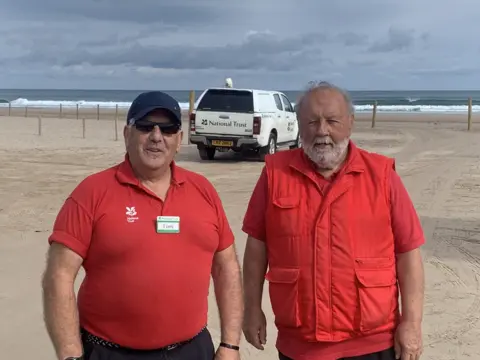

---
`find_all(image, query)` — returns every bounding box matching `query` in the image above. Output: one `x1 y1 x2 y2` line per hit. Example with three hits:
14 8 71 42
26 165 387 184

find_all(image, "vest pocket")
265 267 301 328
270 197 300 236
354 265 397 332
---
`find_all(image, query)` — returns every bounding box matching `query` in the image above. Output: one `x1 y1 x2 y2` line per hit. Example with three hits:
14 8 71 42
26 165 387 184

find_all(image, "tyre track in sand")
394 127 480 349
379 127 470 291
425 162 480 346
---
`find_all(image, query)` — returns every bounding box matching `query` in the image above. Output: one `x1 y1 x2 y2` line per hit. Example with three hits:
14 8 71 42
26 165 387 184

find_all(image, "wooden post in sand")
467 97 473 131
189 90 195 114
37 116 42 136
97 104 100 120
114 104 119 141
8 102 11 116
82 118 86 139
59 104 63 118
188 91 195 144
25 106 28 117
371 101 377 128
76 104 79 119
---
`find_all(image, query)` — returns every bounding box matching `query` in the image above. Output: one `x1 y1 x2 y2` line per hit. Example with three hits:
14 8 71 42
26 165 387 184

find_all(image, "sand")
1 109 480 360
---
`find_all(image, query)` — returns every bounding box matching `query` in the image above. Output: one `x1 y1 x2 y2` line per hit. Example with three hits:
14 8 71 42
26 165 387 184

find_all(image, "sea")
1 89 480 113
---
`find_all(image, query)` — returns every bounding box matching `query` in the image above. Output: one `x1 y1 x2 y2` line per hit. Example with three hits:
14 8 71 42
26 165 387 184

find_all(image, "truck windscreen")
197 90 254 113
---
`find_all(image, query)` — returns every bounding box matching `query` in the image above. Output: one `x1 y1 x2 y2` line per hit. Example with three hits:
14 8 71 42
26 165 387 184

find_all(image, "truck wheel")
198 146 216 160
260 132 277 161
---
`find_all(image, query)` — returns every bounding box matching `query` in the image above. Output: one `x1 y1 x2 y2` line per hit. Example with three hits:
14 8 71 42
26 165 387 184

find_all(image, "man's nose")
315 119 330 136
150 125 163 141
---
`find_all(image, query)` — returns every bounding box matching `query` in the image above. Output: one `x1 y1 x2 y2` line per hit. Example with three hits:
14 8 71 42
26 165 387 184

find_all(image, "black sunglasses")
134 121 180 135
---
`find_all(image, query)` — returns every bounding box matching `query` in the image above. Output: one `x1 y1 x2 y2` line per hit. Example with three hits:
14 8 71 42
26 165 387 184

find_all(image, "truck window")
273 94 283 111
197 89 254 113
280 94 294 112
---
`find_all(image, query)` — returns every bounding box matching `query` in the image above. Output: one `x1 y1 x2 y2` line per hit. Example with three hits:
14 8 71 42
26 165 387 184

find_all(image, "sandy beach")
1 110 480 360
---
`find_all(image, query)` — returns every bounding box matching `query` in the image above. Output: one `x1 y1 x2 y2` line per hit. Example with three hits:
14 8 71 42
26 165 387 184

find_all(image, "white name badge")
156 216 180 234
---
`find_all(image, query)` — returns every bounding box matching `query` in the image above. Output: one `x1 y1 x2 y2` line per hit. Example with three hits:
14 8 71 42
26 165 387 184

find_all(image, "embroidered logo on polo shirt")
126 206 139 223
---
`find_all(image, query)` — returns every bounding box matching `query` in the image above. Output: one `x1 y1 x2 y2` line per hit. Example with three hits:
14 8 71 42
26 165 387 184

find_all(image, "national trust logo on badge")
126 206 139 223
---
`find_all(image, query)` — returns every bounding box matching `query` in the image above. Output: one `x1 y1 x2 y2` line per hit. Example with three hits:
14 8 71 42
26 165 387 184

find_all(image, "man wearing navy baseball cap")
127 90 183 128
42 91 244 360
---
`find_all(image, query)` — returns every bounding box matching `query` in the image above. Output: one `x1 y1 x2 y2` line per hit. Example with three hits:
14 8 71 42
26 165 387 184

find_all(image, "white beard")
302 136 349 170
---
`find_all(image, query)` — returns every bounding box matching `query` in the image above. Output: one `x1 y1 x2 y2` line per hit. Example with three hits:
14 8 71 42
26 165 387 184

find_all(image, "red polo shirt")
48 155 234 349
242 157 425 360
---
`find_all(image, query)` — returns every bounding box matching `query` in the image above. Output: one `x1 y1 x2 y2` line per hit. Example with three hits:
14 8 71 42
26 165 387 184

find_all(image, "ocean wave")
1 98 480 113
0 98 133 109
355 104 480 113
406 97 419 103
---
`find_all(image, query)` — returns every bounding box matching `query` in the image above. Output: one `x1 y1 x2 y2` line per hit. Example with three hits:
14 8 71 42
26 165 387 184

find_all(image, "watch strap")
219 342 240 351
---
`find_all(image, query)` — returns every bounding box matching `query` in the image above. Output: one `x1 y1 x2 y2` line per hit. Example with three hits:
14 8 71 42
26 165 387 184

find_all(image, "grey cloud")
8 31 326 72
368 27 418 53
408 67 478 76
0 20 184 64
336 32 369 47
0 0 479 90
347 59 378 67
2 0 225 27
76 24 180 48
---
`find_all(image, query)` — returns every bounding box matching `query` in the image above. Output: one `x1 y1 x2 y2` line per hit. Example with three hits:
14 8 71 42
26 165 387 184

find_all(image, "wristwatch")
219 342 240 351
64 357 83 360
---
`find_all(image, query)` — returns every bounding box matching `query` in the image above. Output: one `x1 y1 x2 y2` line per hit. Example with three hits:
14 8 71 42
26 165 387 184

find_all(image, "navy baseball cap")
127 91 182 126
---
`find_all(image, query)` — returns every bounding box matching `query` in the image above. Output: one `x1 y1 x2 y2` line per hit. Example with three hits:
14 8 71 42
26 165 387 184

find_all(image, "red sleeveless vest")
264 143 400 342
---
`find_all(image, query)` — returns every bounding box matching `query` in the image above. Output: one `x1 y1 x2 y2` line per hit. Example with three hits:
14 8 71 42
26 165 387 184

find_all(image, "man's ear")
176 130 184 153
123 125 130 148
349 114 355 128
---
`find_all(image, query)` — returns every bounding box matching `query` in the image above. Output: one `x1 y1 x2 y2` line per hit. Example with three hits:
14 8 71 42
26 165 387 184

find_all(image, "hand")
394 320 423 360
214 346 240 360
242 306 267 350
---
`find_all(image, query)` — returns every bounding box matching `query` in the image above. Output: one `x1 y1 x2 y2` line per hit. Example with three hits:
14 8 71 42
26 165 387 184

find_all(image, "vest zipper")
329 215 333 336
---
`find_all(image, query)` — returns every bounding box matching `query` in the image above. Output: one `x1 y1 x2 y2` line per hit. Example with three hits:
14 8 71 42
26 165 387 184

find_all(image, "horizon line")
2 88 480 92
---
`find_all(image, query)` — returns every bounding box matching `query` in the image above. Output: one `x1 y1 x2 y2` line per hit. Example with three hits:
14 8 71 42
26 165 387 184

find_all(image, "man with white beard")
241 82 425 360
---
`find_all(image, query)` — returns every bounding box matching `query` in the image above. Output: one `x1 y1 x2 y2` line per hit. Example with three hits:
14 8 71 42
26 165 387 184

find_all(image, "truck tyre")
198 146 216 160
259 132 277 161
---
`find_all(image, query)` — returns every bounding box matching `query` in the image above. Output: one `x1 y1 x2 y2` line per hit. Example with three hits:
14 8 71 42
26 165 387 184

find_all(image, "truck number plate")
212 140 233 147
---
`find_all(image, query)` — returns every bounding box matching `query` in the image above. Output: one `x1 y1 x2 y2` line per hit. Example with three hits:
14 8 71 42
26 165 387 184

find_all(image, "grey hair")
295 80 355 116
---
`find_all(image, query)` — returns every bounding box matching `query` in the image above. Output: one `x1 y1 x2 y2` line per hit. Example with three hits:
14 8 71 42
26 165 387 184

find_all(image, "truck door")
273 93 288 142
281 94 297 141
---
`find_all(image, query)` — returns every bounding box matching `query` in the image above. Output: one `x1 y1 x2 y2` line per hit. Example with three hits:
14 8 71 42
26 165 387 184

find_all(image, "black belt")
81 326 207 351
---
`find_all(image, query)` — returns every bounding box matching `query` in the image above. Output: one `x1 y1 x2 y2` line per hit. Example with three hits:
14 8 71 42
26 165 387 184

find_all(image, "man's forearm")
243 237 268 310
42 278 83 359
212 260 244 346
396 248 425 323
243 259 267 310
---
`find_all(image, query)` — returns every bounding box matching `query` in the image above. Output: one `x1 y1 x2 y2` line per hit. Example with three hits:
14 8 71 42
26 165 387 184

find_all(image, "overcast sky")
1 0 479 90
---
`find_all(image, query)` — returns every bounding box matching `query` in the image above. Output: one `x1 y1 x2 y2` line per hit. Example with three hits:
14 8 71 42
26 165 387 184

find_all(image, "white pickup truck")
189 88 300 161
